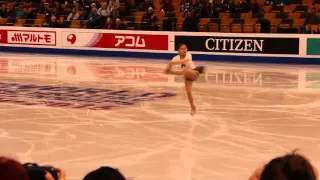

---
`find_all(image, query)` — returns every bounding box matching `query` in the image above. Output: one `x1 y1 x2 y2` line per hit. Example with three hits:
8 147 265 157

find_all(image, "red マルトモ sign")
0 30 56 46
63 32 169 51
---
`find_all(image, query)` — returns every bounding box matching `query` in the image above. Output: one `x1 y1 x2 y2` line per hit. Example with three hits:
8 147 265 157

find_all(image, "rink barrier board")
2 46 320 65
0 26 320 64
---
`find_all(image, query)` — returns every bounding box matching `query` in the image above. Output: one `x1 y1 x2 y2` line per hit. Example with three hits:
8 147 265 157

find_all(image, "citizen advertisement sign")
174 70 298 88
175 36 299 55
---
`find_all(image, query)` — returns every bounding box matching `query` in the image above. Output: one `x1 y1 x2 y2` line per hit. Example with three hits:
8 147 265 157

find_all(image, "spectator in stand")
7 6 16 19
104 16 114 29
110 0 120 20
275 0 288 6
92 0 102 9
236 0 249 12
160 0 174 12
195 0 208 18
98 2 110 18
183 11 198 32
43 18 50 26
250 0 260 13
306 8 320 25
55 2 64 14
25 8 35 19
213 0 224 13
141 7 157 30
84 3 97 20
208 2 219 18
249 151 318 180
37 2 47 14
180 0 193 16
0 5 7 18
223 0 236 13
83 166 126 180
49 16 60 27
67 8 80 21
302 24 314 34
315 24 320 34
264 0 275 6
115 18 127 30
16 6 26 18
86 7 101 28
98 2 110 19
73 0 84 10
140 0 154 11
59 16 69 28
49 8 61 20
23 0 31 9
0 156 29 180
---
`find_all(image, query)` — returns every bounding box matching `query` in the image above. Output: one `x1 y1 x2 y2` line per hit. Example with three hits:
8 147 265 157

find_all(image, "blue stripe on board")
0 46 319 65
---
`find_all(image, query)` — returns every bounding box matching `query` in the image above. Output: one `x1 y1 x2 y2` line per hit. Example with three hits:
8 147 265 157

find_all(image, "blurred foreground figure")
83 166 126 180
250 151 318 180
0 156 29 180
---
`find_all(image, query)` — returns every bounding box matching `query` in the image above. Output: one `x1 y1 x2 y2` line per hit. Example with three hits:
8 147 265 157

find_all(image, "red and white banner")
62 32 168 50
0 30 56 46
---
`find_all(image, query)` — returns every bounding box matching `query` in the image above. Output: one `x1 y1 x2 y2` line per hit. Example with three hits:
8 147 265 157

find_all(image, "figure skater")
164 43 204 115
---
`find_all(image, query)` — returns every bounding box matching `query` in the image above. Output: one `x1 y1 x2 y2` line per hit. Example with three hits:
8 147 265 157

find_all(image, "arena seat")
295 5 308 12
255 24 261 33
303 0 314 5
176 17 184 31
36 14 46 19
0 18 8 25
209 23 219 32
198 18 210 32
220 24 230 33
289 12 301 19
276 13 288 19
14 19 26 26
243 24 254 33
70 20 81 28
241 13 252 19
284 5 297 12
262 5 272 13
219 13 230 19
231 24 243 33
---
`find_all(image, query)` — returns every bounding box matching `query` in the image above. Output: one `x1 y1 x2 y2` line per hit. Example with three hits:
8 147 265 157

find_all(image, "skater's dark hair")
261 150 317 180
178 43 187 49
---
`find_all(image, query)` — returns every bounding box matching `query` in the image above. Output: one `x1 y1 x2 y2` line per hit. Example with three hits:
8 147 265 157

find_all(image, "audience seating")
1 0 320 33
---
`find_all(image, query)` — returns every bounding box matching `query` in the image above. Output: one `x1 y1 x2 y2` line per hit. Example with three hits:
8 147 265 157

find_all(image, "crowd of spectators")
0 150 318 180
0 0 320 32
0 0 127 29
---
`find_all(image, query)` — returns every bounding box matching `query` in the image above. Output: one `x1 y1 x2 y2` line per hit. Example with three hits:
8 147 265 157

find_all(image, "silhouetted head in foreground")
261 151 317 180
83 166 126 180
250 150 318 180
0 156 29 180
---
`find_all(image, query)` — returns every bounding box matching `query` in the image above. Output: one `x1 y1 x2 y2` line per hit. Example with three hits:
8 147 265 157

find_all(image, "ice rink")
1 52 320 180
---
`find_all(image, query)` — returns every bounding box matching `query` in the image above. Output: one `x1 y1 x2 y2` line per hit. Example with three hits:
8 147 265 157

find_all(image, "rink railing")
0 26 320 64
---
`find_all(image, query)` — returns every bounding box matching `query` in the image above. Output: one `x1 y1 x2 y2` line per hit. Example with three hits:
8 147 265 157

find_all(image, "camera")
23 163 59 180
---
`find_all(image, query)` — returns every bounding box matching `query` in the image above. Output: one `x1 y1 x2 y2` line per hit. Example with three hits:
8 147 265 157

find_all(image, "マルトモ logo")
205 39 264 52
6 30 56 46
67 34 76 44
115 35 146 47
